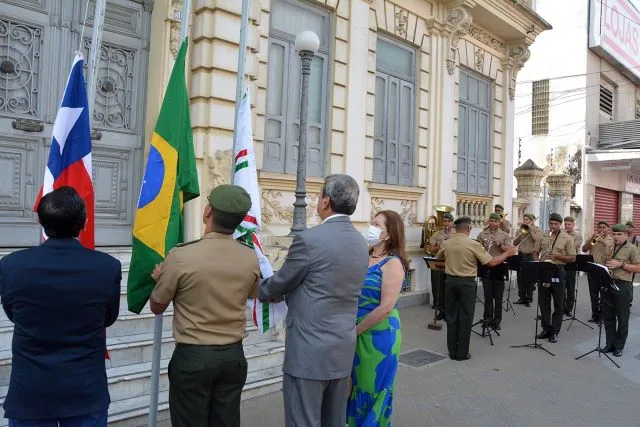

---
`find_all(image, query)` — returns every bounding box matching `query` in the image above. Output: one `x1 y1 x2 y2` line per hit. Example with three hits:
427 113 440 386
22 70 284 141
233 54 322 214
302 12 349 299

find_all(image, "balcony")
598 119 640 150
455 194 492 228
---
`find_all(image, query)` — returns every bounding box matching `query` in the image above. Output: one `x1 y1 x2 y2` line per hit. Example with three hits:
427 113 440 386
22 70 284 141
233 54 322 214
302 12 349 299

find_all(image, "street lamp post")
290 30 320 235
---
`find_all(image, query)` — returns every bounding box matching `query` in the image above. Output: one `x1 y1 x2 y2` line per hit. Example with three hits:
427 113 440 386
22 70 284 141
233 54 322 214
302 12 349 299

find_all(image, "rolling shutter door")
633 195 640 235
594 187 620 232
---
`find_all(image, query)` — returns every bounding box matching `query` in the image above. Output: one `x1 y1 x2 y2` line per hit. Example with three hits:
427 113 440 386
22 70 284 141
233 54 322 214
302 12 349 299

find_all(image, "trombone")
514 224 531 248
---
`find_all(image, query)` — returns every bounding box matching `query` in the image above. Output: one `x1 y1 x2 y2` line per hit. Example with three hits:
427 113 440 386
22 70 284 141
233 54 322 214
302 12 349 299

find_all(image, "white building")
514 0 640 233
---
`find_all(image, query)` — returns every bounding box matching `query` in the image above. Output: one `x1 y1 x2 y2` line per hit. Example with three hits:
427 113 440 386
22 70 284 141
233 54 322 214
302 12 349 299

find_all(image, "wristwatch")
620 261 626 269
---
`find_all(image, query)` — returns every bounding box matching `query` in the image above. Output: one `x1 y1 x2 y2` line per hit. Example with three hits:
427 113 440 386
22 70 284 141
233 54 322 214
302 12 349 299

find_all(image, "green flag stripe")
234 161 249 172
262 300 270 332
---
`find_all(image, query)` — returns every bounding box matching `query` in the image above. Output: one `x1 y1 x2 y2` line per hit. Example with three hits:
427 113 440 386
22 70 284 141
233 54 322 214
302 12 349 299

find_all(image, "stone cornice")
258 171 324 194
368 182 425 201
466 24 506 55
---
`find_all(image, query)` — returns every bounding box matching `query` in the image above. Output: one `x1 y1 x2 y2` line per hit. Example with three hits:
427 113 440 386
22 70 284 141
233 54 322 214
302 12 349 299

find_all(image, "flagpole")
231 0 251 181
147 2 191 425
86 0 107 124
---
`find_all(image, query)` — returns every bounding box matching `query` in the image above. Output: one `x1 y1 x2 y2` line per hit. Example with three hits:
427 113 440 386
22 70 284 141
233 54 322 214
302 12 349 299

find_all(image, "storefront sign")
625 173 640 194
601 160 631 170
589 0 640 82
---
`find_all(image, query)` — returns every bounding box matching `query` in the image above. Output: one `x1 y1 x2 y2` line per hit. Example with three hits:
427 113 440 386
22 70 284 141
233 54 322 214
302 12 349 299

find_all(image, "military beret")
523 213 536 221
494 204 504 210
489 213 501 221
549 212 563 223
444 213 454 221
454 216 472 225
597 220 610 227
625 221 635 228
564 216 575 223
612 224 628 233
207 184 252 214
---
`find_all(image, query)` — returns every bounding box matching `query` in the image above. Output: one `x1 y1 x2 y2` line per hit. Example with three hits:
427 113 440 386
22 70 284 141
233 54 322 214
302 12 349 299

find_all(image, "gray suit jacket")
259 216 369 380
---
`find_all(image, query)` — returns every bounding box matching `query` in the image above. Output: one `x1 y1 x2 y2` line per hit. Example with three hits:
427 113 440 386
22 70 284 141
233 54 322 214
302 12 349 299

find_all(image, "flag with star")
34 52 94 248
127 39 200 314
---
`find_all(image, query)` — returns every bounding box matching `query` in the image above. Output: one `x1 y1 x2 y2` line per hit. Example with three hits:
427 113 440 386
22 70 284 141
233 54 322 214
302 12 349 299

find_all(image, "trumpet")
590 232 605 246
499 212 508 221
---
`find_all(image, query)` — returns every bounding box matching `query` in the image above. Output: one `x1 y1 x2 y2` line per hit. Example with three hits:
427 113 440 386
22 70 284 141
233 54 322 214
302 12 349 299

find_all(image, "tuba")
422 205 455 255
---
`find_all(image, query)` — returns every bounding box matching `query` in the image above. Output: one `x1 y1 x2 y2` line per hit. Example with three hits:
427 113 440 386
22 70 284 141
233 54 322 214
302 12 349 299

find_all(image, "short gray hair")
322 174 359 215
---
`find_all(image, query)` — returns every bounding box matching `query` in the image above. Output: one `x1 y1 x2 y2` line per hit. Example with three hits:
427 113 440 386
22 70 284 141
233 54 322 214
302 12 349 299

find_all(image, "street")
240 277 640 426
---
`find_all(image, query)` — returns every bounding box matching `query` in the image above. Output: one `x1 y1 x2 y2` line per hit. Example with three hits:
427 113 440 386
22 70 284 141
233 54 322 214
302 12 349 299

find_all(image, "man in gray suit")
259 174 369 427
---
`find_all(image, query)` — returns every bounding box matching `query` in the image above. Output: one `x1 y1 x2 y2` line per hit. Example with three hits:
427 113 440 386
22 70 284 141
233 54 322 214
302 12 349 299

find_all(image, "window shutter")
373 74 387 183
263 40 289 173
386 77 400 185
477 110 490 195
457 104 468 193
398 80 414 186
467 107 478 194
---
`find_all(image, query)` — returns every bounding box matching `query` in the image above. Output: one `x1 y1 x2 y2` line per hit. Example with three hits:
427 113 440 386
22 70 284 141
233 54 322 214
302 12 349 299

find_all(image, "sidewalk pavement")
240 277 640 426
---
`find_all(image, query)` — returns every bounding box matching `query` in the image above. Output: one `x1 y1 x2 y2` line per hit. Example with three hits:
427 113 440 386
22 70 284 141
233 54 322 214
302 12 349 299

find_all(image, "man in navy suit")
0 187 121 427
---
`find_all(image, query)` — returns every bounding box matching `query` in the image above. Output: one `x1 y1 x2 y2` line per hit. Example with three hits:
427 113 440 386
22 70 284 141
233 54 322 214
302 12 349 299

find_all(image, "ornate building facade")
0 0 549 295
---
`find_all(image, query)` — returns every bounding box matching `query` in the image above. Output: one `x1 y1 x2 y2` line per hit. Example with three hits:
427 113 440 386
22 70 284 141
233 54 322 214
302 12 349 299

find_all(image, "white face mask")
365 225 383 246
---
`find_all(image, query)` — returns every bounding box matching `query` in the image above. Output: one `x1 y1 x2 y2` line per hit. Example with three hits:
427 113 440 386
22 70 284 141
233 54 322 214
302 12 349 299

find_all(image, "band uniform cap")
564 216 575 223
549 212 563 223
597 220 610 227
488 213 501 221
494 204 504 210
523 213 536 221
207 184 252 214
612 223 628 233
454 216 472 225
625 221 635 228
444 213 454 221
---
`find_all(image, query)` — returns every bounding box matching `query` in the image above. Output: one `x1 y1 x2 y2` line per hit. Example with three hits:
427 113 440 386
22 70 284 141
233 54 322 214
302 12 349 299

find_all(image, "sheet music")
587 262 620 291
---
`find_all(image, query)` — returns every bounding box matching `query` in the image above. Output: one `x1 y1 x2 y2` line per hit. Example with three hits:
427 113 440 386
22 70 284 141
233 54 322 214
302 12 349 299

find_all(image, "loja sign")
589 0 640 82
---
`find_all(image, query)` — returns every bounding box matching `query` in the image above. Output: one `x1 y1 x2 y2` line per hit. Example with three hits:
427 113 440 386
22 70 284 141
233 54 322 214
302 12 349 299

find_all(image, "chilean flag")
34 53 95 250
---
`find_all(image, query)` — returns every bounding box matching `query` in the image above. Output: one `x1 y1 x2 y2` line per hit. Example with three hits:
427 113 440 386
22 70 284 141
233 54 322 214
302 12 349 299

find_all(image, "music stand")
423 257 445 331
575 262 620 368
504 255 521 315
563 255 594 331
510 261 562 357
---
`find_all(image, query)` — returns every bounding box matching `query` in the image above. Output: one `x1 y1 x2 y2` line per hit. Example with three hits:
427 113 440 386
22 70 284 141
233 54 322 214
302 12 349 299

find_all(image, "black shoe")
493 323 501 331
613 349 622 357
548 333 558 343
456 353 471 361
564 309 572 317
537 330 550 339
436 312 446 321
514 298 526 304
599 346 613 353
525 300 532 307
588 317 600 323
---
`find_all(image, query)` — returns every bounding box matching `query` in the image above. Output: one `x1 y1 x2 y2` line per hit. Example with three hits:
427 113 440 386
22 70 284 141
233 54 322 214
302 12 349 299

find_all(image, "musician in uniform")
537 213 576 343
428 212 455 321
513 213 542 307
581 221 615 323
625 221 638 307
436 217 516 361
563 216 583 316
476 213 513 330
601 224 640 357
494 204 511 234
150 185 260 427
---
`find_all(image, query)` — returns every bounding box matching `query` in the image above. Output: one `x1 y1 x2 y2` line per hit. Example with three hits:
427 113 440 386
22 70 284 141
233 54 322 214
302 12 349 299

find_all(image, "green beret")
489 213 501 221
549 212 563 223
454 216 472 225
564 216 575 223
612 223 628 233
444 213 454 221
597 220 610 227
207 184 251 214
523 213 536 221
494 204 504 210
625 221 635 228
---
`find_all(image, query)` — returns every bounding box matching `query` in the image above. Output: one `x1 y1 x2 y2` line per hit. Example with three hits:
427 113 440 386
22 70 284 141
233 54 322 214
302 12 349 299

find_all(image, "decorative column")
514 159 545 223
501 43 530 222
546 174 574 218
426 6 472 208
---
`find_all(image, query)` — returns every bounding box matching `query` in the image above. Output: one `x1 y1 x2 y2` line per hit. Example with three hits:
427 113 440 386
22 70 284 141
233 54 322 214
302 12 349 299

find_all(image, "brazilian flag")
127 39 199 314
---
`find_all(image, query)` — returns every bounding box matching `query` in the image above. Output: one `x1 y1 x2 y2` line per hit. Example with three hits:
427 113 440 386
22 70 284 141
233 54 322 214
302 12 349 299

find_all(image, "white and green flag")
233 89 287 333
